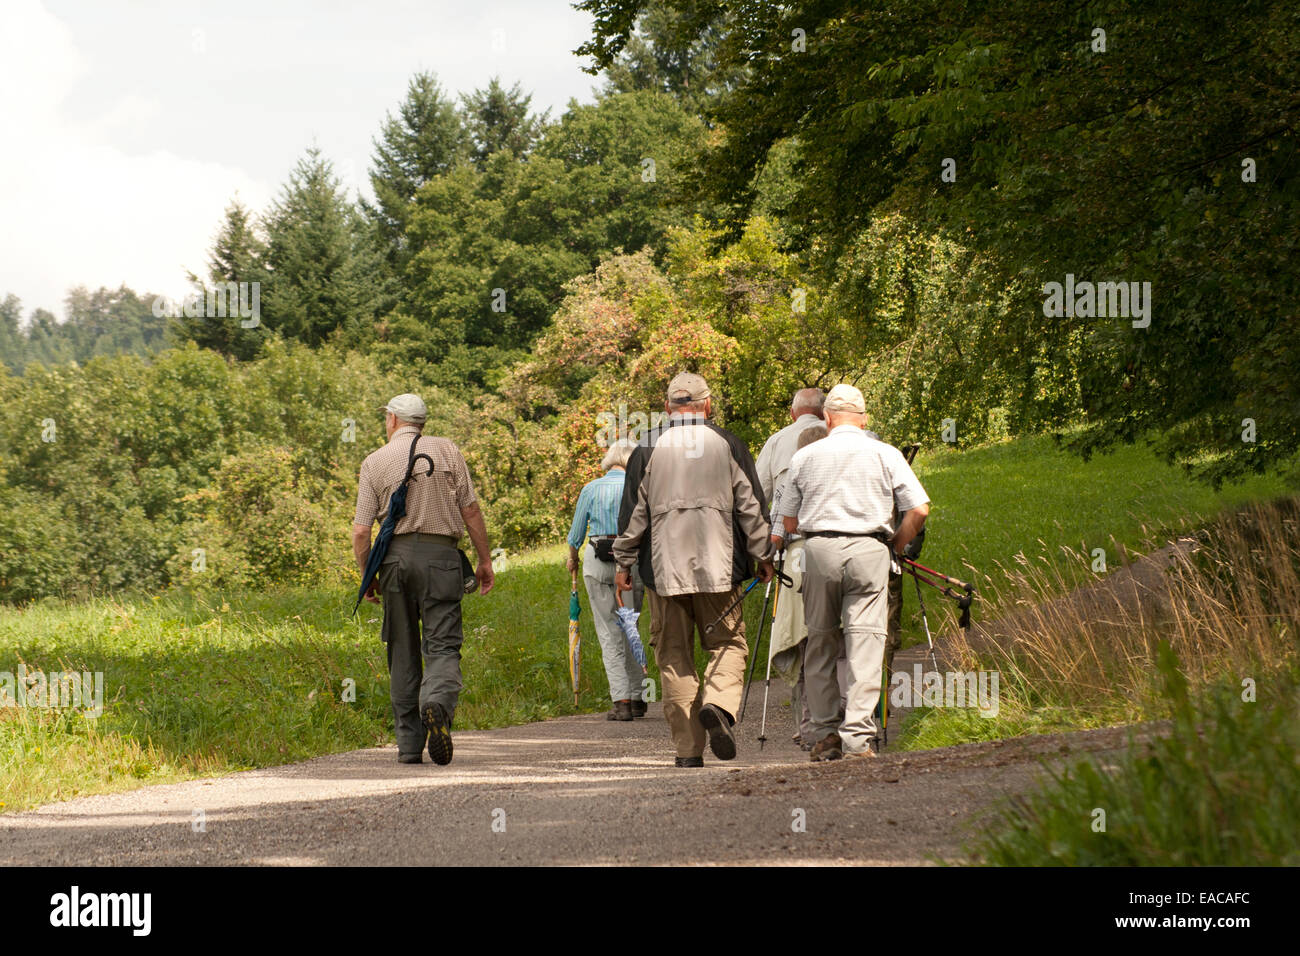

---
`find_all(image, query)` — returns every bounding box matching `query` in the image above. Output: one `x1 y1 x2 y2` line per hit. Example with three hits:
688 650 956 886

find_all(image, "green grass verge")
966 647 1300 865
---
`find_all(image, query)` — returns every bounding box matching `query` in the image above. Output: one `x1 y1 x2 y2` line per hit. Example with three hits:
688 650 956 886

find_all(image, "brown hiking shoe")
607 699 634 721
810 733 843 762
630 698 648 718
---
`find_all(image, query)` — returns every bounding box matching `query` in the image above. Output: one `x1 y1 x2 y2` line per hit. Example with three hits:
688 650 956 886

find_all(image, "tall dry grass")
945 497 1300 715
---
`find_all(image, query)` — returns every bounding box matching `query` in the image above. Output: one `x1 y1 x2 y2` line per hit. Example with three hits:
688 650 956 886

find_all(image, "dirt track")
0 651 1147 866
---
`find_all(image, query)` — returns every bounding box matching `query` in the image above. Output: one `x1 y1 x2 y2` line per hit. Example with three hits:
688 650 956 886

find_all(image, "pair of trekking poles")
702 544 977 750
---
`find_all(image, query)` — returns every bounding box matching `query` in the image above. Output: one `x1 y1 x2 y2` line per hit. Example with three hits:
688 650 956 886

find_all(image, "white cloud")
0 0 273 318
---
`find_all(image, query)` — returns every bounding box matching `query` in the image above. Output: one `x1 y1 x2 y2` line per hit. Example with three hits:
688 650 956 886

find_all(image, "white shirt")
755 413 826 503
778 425 929 536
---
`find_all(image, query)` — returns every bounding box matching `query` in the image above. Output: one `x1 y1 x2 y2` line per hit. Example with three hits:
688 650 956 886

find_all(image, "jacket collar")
667 412 709 427
389 424 422 442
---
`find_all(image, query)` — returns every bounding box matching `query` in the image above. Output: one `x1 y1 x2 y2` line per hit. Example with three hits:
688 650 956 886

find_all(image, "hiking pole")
738 572 777 723
912 570 939 671
756 552 788 750
901 557 976 630
881 659 888 748
703 576 760 635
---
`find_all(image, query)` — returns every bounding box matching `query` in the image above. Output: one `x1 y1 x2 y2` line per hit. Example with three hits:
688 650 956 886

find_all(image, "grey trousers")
379 534 465 755
793 646 848 741
582 541 646 702
802 535 891 754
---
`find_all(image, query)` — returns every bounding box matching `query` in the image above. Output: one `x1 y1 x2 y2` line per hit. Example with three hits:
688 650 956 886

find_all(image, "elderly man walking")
755 388 843 748
777 384 929 760
614 372 774 767
353 394 495 766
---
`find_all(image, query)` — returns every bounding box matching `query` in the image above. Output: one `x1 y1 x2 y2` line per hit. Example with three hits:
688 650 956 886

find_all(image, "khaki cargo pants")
647 584 749 758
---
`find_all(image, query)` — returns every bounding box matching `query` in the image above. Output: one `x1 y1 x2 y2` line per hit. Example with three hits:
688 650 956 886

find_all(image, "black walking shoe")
397 752 423 764
630 699 648 718
699 704 737 761
422 704 454 766
675 756 704 767
607 699 634 721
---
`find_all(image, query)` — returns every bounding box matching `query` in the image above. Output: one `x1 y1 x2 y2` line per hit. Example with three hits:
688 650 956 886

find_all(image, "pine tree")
364 72 469 264
263 148 380 347
0 295 23 372
461 78 550 168
171 199 270 359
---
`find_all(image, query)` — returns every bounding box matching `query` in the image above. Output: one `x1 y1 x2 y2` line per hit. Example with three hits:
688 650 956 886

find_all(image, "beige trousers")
647 585 749 758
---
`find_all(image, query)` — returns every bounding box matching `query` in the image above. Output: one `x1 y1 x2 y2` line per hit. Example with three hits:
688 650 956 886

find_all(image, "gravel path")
0 648 1145 866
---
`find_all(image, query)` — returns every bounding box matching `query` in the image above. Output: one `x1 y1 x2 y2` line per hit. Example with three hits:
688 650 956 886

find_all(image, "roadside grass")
900 433 1288 641
0 566 662 812
896 494 1299 751
0 432 1290 811
965 648 1300 865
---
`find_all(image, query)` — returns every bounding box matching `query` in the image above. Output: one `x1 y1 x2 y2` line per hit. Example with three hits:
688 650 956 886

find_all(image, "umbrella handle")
571 570 578 591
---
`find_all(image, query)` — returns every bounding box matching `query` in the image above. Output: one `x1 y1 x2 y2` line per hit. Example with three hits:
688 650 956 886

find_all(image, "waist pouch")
592 536 617 563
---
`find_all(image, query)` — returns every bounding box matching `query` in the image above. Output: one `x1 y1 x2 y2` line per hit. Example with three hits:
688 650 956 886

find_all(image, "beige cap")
667 371 711 404
381 393 428 424
824 383 866 414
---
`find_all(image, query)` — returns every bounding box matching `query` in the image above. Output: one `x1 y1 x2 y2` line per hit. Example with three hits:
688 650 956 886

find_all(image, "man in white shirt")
777 384 930 760
755 388 831 747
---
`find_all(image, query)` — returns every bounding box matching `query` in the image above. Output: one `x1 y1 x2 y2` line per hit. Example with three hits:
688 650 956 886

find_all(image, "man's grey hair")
792 387 825 416
601 438 637 472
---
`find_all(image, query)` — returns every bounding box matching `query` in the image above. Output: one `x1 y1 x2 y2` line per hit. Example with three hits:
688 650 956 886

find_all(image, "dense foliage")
579 0 1300 485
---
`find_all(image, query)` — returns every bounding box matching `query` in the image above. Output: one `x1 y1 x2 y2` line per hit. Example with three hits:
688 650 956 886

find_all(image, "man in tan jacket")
614 372 774 767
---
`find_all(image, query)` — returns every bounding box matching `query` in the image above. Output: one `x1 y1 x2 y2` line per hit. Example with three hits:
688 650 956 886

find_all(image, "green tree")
461 77 550 168
171 199 270 360
364 71 470 264
597 1 740 114
389 91 706 389
262 148 382 347
0 295 22 372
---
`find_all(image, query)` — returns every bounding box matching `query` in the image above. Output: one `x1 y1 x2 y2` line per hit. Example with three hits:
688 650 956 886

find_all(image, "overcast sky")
0 0 602 319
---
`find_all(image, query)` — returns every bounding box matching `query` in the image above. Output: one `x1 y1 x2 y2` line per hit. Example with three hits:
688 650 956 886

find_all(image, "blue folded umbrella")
614 591 647 671
353 436 433 616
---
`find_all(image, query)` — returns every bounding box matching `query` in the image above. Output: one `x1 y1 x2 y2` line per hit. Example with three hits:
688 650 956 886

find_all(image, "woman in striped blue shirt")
566 439 646 721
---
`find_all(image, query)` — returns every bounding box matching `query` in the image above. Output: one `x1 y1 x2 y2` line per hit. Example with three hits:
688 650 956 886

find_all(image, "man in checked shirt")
352 394 495 766
776 384 929 761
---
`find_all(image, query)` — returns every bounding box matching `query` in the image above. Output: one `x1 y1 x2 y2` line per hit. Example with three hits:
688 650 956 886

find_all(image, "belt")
804 531 891 547
392 532 458 547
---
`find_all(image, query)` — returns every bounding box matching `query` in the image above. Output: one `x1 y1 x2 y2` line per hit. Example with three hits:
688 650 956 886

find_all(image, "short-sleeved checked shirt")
777 425 928 536
354 425 477 537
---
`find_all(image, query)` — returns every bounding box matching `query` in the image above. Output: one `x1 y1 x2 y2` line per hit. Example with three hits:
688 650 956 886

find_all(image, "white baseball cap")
381 393 428 424
823 384 866 414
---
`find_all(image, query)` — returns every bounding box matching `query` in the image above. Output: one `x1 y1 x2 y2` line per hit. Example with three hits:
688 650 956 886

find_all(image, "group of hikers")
352 373 929 767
